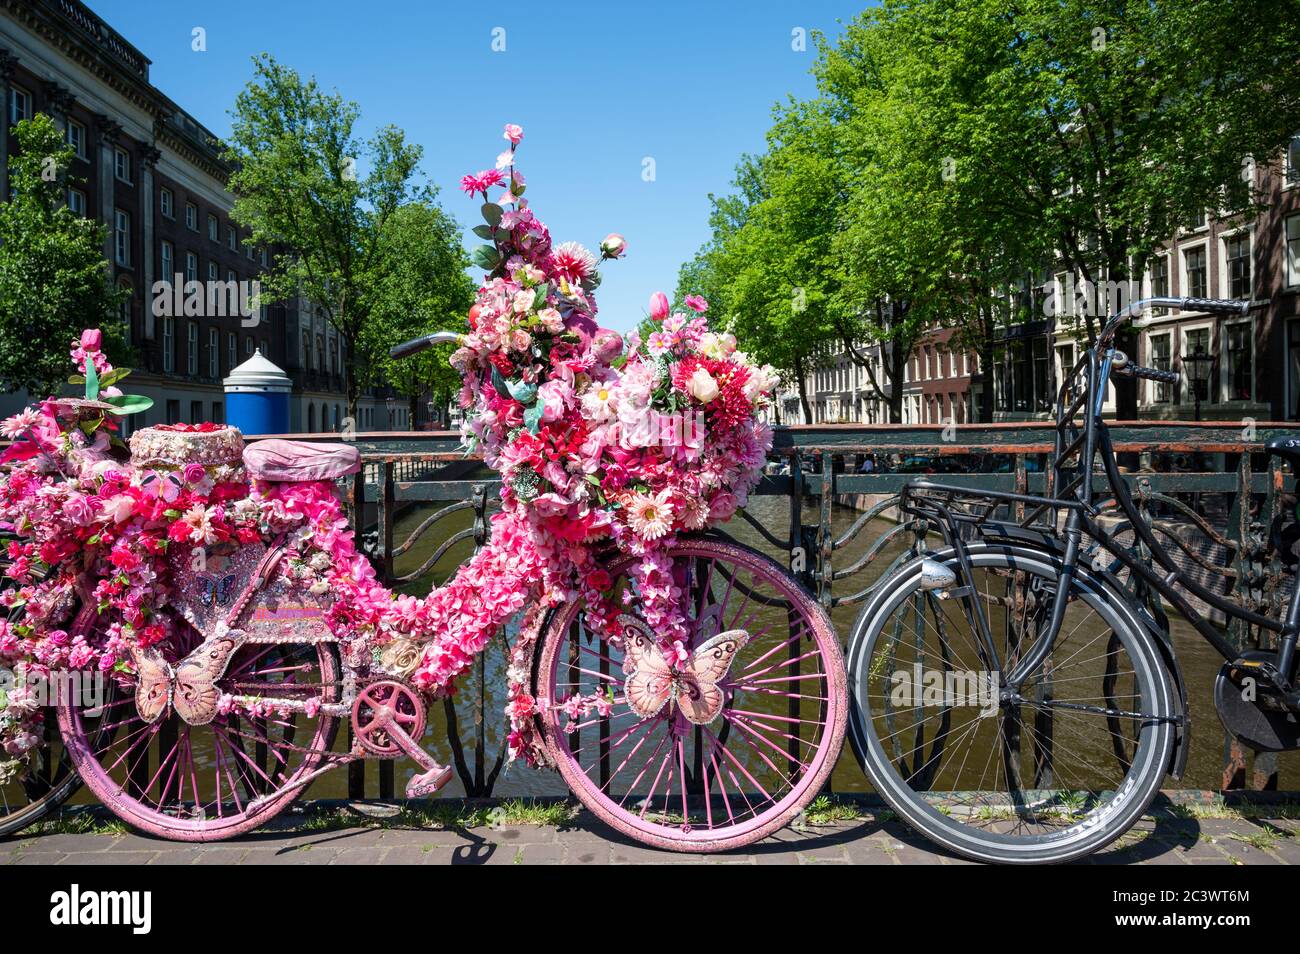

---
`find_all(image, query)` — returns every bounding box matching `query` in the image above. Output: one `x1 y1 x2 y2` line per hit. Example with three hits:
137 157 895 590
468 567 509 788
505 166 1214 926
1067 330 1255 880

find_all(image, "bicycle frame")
904 296 1298 694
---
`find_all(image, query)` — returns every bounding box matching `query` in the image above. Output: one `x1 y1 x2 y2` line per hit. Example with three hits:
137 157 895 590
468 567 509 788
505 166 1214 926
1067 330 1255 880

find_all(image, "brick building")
0 0 414 433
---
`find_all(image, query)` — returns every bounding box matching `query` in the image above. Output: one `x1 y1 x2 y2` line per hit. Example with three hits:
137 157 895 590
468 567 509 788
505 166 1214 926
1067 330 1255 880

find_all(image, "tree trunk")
978 342 996 423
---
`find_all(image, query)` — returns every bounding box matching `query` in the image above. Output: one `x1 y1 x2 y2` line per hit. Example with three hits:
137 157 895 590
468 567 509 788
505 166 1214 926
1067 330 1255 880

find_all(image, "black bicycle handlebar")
1116 363 1179 385
389 330 464 360
1100 296 1256 345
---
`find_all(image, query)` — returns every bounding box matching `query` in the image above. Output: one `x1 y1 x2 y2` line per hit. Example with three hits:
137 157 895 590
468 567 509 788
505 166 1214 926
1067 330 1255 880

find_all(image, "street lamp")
1182 344 1212 423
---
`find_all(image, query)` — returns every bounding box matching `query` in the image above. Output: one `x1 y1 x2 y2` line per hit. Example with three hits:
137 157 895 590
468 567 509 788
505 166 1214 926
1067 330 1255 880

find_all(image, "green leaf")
506 379 537 404
523 402 544 434
494 228 513 244
532 282 550 302
481 203 504 227
471 224 495 240
84 360 99 401
99 368 131 388
490 366 513 399
67 374 86 385
471 245 501 270
103 393 154 415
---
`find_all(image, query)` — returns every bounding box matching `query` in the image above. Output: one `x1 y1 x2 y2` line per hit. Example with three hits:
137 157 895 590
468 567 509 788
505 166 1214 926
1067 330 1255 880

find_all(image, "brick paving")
3 799 1300 864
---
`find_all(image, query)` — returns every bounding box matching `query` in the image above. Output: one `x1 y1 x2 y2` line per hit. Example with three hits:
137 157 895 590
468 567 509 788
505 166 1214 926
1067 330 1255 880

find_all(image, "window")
1225 234 1251 299
227 227 236 251
113 209 130 266
160 187 173 219
160 240 173 280
302 331 311 368
162 317 175 373
259 249 268 267
1225 321 1252 402
190 401 202 425
1151 254 1169 312
1149 333 1172 404
227 332 237 370
208 261 218 282
317 334 325 372
187 322 199 375
1183 246 1207 300
1188 208 1207 231
208 327 218 377
113 147 131 184
207 214 218 242
67 188 85 217
246 241 254 261
185 202 197 231
1184 326 1210 404
7 86 31 126
1287 215 1300 288
212 402 223 424
185 251 198 283
166 399 180 425
66 119 86 159
227 269 236 285
1287 133 1300 186
245 336 254 356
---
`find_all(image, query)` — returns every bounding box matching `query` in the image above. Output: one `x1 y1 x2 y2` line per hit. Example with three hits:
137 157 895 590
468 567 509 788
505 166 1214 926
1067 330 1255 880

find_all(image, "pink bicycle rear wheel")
537 538 846 852
59 617 341 842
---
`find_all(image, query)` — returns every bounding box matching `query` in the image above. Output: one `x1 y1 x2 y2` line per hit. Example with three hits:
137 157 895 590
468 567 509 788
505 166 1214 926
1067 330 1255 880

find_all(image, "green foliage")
0 115 124 397
680 0 1300 422
224 55 468 418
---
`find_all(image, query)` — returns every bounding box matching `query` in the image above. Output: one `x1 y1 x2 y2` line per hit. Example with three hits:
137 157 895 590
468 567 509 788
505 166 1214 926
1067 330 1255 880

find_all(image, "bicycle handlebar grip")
1130 365 1180 385
1181 297 1250 315
389 334 436 359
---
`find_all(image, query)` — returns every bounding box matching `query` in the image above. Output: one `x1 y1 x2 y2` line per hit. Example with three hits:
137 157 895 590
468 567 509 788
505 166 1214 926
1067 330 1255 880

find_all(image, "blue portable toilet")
224 348 291 435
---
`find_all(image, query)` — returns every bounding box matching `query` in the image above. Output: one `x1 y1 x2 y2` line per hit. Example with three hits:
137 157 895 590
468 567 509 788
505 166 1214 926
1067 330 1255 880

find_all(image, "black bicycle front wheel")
847 543 1177 864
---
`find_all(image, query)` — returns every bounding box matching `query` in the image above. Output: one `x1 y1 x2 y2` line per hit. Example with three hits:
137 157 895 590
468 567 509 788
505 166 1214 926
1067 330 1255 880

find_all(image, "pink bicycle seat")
243 439 361 482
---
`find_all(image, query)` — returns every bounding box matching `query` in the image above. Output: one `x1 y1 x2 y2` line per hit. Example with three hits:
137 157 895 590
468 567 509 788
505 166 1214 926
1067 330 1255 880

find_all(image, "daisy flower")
625 490 675 541
582 383 619 422
0 408 42 440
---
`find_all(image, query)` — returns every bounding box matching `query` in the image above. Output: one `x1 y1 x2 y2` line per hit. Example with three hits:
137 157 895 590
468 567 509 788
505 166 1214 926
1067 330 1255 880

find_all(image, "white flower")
582 384 619 422
743 364 779 402
686 368 721 403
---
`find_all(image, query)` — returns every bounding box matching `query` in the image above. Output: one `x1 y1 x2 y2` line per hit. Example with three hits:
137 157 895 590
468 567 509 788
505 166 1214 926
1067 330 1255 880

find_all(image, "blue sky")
93 1 866 331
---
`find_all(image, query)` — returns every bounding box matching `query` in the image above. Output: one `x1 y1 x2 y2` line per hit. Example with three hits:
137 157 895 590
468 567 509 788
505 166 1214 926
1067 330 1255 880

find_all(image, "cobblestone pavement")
4 801 1300 864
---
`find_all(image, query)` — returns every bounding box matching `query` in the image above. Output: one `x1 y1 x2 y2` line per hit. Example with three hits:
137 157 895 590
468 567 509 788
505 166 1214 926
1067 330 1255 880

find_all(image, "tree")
0 114 123 396
358 201 476 427
224 54 462 418
837 0 1300 417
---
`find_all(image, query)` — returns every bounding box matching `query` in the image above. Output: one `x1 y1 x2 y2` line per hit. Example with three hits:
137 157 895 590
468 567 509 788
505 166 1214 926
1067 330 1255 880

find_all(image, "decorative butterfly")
620 616 749 725
199 573 238 608
130 634 241 727
139 470 184 503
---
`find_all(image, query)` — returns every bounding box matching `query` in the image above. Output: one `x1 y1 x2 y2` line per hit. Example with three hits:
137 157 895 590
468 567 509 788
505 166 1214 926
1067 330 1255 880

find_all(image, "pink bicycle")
2 125 846 851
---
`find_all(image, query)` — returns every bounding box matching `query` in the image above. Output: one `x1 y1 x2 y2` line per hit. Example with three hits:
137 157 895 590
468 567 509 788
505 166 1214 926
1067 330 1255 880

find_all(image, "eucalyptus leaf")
490 366 513 399
471 245 501 270
506 379 538 404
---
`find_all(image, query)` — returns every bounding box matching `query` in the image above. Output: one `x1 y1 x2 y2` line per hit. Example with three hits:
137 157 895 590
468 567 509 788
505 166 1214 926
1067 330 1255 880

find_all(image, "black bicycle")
846 295 1293 864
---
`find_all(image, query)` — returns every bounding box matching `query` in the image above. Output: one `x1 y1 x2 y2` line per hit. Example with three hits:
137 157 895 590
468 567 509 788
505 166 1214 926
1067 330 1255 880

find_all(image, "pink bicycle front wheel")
537 537 846 852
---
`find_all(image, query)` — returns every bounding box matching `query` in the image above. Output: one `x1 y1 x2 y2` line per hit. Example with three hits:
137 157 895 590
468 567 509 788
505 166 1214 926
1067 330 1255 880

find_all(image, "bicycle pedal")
1227 656 1288 692
405 765 454 799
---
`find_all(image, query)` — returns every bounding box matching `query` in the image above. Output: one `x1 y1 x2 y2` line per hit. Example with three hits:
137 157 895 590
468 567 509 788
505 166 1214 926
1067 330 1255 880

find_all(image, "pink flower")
625 489 675 541
183 462 207 484
503 123 524 144
63 493 99 526
80 329 103 351
685 294 709 313
600 233 627 259
648 291 670 321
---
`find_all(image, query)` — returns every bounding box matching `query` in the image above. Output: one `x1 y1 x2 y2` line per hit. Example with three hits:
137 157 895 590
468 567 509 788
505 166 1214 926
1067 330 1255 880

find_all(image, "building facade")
0 0 413 434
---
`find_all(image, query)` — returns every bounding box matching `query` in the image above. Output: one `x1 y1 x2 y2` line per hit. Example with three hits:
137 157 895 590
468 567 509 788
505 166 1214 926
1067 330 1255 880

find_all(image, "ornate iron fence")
304 421 1299 798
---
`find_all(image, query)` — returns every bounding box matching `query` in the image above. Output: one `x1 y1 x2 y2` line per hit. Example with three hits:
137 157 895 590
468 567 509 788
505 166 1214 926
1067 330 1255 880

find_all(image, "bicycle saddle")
243 439 361 482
